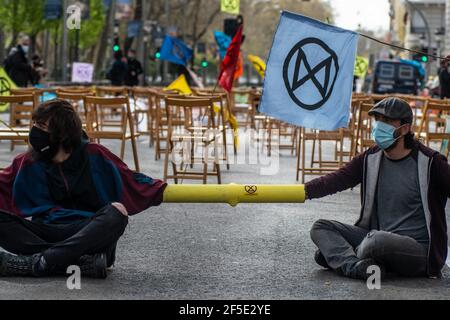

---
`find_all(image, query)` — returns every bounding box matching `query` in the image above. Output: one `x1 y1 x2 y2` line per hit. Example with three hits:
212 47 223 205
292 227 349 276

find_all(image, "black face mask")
29 126 59 162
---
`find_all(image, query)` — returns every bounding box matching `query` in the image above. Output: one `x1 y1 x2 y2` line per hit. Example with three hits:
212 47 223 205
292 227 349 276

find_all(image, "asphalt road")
0 126 449 300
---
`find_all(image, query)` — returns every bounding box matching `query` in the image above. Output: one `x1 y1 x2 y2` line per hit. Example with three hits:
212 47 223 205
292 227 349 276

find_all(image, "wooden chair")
153 91 181 160
96 86 129 97
247 89 267 130
0 94 37 151
56 87 95 95
130 87 154 145
352 102 375 157
295 127 346 183
163 97 222 184
187 93 231 170
266 119 298 157
230 88 252 127
417 99 450 157
56 91 95 123
83 96 140 172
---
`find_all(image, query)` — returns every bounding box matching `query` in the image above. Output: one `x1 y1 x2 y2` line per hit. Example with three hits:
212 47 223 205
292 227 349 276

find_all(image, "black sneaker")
314 250 331 269
0 252 44 277
345 258 385 280
78 253 108 279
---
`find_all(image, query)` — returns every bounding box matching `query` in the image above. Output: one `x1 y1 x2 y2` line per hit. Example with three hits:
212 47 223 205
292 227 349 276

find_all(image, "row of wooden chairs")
0 89 140 172
2 88 448 183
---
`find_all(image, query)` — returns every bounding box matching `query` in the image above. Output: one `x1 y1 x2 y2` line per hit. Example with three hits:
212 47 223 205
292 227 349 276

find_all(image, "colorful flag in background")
159 35 193 66
234 54 244 80
259 11 358 130
214 31 232 60
354 56 369 78
164 74 193 95
218 24 243 92
248 54 266 79
0 67 17 112
221 0 240 15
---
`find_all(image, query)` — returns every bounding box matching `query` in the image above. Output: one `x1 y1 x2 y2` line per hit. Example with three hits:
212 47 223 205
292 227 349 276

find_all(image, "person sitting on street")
0 99 167 278
307 97 450 280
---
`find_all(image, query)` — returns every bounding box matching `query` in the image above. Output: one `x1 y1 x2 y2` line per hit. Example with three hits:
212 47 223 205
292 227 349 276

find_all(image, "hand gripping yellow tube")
163 184 305 207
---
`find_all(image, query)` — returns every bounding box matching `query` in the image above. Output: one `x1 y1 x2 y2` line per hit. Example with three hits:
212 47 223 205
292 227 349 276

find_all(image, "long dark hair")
401 119 417 149
32 99 82 154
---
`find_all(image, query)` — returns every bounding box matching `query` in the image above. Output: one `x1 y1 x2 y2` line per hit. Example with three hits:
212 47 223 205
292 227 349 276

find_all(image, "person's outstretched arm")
305 152 365 200
85 143 167 216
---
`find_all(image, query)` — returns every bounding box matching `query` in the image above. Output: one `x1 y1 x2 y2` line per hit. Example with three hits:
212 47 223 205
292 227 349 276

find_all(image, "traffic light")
113 37 120 52
420 46 428 63
224 18 239 38
201 60 208 68
155 51 161 59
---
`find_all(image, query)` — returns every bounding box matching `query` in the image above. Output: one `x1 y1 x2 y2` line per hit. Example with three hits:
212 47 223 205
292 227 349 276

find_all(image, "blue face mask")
371 121 406 150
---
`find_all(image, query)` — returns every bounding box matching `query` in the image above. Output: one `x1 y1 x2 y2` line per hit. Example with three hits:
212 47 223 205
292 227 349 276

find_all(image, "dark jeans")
310 219 428 277
0 204 128 271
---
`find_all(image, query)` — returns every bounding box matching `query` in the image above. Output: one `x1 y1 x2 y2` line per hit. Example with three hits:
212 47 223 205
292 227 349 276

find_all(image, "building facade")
389 0 446 77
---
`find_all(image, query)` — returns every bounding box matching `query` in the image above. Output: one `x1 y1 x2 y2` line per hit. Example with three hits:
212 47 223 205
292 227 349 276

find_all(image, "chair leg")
318 140 323 167
203 161 208 184
223 130 230 170
163 139 170 182
296 129 301 182
155 131 160 161
120 138 126 160
130 136 140 173
216 162 222 184
171 161 178 184
310 137 316 168
301 131 306 184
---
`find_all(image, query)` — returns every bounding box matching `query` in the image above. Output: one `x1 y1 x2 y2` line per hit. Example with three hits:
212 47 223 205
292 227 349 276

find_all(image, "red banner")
218 25 243 92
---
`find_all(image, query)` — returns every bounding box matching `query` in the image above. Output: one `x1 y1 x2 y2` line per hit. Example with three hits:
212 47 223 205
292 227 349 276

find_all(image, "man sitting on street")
307 97 450 280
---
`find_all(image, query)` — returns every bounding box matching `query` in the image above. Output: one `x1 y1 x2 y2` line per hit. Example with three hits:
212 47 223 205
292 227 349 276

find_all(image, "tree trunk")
0 29 5 64
93 0 116 79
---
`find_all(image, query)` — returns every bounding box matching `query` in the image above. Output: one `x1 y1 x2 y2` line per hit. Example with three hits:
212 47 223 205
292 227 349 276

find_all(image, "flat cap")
368 97 413 124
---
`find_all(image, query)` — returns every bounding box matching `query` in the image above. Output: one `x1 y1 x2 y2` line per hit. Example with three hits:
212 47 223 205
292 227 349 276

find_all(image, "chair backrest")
417 99 450 138
0 94 37 128
165 97 216 137
56 91 93 120
96 86 129 97
352 101 375 156
56 87 95 95
10 88 38 95
83 96 132 135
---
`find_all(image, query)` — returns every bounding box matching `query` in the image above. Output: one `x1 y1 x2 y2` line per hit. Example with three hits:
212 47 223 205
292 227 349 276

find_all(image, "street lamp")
435 27 445 70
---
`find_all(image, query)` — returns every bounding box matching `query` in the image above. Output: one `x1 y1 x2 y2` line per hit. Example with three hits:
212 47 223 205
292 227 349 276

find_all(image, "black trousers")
0 204 128 270
310 219 428 277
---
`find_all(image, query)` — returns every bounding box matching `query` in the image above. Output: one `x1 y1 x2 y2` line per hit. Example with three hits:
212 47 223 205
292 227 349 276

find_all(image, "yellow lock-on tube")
162 183 305 207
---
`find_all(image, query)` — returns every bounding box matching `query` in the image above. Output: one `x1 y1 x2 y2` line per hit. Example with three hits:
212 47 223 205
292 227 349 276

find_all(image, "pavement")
0 119 449 300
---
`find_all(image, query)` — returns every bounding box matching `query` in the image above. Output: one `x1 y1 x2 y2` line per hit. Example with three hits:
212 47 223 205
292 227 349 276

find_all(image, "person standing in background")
438 55 450 99
106 51 128 86
3 34 35 87
125 49 143 87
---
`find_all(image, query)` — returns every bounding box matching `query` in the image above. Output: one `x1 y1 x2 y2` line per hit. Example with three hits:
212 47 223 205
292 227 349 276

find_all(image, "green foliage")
0 0 48 35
